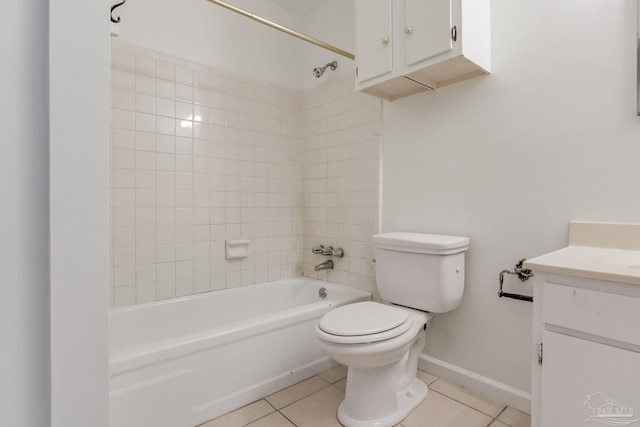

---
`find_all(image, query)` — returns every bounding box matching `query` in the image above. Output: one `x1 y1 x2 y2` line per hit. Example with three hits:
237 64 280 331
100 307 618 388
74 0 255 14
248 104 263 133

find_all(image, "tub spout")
314 259 333 271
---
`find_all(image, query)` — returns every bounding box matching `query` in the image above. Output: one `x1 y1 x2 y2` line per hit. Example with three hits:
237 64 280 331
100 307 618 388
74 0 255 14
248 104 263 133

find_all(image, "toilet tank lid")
373 232 469 255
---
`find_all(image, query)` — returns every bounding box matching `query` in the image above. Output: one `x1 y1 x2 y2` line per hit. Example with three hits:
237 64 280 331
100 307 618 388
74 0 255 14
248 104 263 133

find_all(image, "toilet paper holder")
498 258 534 302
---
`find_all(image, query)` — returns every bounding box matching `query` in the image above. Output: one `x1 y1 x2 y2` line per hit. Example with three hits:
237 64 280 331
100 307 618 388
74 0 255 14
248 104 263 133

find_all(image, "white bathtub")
109 278 370 427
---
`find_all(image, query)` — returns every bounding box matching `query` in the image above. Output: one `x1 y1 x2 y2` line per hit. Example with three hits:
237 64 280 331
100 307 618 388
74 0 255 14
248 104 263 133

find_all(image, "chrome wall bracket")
498 258 534 302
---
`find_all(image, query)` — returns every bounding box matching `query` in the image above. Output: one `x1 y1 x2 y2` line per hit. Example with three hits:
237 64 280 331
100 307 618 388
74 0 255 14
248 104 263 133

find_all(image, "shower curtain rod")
205 0 355 60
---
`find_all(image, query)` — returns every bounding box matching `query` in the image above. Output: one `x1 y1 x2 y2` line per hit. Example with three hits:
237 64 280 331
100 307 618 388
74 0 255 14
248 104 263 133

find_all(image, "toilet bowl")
315 301 434 427
314 232 469 427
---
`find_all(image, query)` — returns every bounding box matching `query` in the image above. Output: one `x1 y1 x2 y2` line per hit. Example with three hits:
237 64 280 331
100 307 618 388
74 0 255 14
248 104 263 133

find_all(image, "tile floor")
200 366 531 427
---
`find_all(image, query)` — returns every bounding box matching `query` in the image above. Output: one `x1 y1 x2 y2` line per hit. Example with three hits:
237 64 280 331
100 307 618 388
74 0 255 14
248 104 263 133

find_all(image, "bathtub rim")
109 277 339 316
109 279 370 376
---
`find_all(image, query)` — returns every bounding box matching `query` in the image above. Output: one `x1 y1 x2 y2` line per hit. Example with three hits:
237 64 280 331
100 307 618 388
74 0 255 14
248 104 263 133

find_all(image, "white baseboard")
194 357 337 425
419 354 531 415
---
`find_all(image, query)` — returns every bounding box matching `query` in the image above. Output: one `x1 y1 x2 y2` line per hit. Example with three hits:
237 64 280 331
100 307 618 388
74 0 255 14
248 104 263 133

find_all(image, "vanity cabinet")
530 274 640 427
354 0 490 101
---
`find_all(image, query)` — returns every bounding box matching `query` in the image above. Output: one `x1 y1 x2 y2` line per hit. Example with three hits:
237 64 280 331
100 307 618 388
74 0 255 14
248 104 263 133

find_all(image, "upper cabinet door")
355 0 393 83
404 0 453 66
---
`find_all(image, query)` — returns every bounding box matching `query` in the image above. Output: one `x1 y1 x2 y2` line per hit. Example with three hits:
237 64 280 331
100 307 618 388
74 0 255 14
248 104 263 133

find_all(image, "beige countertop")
524 245 640 285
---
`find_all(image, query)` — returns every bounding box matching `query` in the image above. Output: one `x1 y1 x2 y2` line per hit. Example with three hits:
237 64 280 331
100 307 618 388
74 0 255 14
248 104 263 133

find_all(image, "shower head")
312 61 338 78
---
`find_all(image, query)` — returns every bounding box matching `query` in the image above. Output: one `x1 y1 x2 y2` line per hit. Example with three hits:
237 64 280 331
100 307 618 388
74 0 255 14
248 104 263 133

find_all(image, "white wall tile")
176 277 194 296
112 48 136 72
136 93 156 114
156 116 176 136
156 61 176 82
112 69 136 92
112 109 136 130
136 171 156 189
110 44 313 307
156 280 176 300
135 132 155 152
135 55 156 78
136 283 157 303
135 112 156 133
113 285 136 307
112 89 135 111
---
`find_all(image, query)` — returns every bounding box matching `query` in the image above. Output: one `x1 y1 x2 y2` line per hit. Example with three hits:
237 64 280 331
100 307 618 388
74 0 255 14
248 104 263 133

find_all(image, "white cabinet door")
404 0 452 66
355 0 393 83
541 331 640 426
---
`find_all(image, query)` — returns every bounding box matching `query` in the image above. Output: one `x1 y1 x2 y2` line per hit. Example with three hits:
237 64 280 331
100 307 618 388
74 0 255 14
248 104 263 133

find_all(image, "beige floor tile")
245 412 296 427
417 369 439 386
280 385 345 427
330 372 436 395
429 378 505 417
402 390 493 427
489 421 510 427
497 407 531 427
199 400 275 427
265 376 330 409
318 364 348 384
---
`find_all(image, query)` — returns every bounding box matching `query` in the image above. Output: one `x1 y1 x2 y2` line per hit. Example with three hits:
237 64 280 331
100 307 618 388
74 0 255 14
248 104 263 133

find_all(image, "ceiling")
266 0 326 16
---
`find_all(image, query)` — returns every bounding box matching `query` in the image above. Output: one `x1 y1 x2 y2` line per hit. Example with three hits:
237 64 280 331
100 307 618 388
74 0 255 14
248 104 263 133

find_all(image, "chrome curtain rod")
205 0 355 60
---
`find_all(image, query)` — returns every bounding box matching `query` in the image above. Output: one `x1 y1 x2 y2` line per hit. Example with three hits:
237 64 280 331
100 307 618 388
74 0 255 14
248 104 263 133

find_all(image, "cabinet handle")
451 26 457 42
404 26 413 35
381 37 389 45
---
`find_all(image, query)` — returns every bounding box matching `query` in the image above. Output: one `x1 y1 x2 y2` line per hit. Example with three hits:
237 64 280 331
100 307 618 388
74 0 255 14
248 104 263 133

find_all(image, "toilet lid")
318 302 409 337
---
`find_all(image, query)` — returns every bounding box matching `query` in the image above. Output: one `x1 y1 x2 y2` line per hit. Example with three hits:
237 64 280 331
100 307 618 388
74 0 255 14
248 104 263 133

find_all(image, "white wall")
50 0 110 425
383 0 639 398
116 0 304 89
1 1 50 425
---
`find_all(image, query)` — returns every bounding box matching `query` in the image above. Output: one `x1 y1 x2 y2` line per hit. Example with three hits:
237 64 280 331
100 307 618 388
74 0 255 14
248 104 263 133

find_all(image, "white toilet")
315 232 469 427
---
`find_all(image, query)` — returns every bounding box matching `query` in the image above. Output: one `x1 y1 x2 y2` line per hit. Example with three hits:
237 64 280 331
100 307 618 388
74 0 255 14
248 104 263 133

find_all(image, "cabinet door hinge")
355 67 358 77
451 26 457 42
538 342 543 365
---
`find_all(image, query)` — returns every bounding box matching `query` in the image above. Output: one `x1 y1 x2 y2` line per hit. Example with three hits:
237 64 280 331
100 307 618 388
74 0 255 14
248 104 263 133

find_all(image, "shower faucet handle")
312 245 344 257
322 246 345 257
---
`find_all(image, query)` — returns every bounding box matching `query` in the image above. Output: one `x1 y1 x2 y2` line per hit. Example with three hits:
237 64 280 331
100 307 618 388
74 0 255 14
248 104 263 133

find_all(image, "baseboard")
419 354 531 414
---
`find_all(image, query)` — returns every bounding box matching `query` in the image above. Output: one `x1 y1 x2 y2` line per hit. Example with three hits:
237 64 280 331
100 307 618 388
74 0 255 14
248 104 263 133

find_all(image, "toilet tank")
372 232 469 313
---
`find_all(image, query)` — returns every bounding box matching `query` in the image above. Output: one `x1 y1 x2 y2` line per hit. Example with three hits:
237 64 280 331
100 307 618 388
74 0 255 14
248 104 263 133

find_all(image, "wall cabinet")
530 275 640 427
354 0 490 101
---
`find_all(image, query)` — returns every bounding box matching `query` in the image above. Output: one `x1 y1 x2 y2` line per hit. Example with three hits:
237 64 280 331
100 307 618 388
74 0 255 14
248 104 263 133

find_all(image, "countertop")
524 245 640 286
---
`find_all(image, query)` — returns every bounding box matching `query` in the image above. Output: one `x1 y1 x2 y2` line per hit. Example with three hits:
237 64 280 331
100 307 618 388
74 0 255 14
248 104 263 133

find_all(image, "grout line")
213 371 526 427
242 409 274 427
430 389 506 420
264 398 278 412
495 405 509 421
278 409 298 427
269 379 333 412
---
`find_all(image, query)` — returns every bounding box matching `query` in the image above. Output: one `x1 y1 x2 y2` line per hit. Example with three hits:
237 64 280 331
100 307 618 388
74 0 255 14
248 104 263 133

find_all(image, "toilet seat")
317 302 414 344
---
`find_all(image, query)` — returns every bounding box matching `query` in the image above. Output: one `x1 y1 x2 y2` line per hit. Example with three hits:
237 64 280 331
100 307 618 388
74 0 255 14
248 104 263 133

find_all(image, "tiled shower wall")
301 74 382 297
110 42 381 307
110 42 304 306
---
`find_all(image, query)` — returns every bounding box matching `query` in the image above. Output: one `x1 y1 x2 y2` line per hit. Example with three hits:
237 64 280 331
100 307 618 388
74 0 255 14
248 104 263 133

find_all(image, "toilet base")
337 378 428 427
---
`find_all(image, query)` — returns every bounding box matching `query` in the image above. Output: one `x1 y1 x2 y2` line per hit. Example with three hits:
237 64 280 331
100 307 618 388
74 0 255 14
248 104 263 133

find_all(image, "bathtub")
109 278 370 427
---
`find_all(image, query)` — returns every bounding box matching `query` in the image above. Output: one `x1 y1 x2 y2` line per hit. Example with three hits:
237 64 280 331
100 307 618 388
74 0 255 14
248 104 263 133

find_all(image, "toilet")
314 232 469 427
